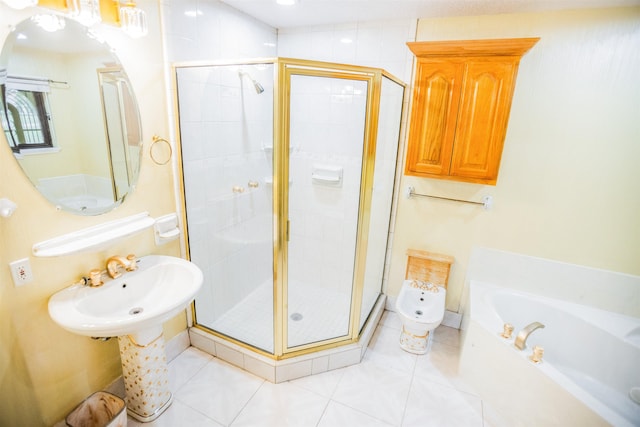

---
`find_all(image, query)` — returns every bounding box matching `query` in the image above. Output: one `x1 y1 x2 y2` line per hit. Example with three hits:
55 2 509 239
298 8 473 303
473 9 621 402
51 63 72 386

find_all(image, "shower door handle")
286 220 290 241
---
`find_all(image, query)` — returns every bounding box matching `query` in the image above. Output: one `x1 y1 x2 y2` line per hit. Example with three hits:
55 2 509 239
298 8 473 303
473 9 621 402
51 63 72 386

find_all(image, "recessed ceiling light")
276 0 297 6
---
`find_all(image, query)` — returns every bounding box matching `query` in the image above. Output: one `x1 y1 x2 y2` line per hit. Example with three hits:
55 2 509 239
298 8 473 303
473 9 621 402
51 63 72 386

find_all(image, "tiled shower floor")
124 311 493 427
208 280 351 352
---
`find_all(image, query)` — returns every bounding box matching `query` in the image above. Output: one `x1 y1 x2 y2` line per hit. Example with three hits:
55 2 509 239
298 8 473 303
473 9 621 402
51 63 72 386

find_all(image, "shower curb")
189 295 386 383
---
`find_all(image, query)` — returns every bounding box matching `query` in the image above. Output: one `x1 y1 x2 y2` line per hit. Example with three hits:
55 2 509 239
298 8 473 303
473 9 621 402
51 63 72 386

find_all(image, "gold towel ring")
150 135 172 165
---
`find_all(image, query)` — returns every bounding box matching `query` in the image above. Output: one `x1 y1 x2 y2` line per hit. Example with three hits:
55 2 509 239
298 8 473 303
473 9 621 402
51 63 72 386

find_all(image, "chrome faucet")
106 254 137 279
514 321 545 350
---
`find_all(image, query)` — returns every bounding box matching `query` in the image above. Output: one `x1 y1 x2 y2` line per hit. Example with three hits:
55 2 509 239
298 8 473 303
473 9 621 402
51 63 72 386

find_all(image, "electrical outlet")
9 258 33 286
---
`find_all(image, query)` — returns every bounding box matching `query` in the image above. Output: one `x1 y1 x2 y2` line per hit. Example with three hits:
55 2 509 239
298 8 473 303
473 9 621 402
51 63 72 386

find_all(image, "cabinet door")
450 58 517 184
405 59 463 176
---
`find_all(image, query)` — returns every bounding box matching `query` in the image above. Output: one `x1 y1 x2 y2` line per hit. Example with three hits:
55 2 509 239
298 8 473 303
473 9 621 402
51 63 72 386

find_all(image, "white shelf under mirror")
32 212 155 257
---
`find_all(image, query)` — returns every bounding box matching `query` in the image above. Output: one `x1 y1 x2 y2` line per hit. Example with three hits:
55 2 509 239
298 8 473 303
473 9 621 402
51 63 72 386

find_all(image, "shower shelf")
311 174 341 184
261 145 294 154
311 165 343 187
32 212 155 257
264 177 293 186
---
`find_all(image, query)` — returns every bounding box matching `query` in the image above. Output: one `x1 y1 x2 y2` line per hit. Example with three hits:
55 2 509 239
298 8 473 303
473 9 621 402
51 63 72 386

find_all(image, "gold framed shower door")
173 57 405 360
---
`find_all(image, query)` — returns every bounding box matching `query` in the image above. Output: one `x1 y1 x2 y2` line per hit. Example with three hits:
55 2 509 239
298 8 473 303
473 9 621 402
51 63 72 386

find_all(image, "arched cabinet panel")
405 38 539 185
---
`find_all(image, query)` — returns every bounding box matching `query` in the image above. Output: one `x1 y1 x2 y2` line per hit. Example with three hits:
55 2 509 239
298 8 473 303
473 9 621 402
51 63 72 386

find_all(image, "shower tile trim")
188 295 386 383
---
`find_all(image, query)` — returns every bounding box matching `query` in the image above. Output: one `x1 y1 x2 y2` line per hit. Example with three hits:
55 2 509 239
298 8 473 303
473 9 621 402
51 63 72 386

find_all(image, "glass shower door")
359 75 404 330
285 71 369 349
177 63 275 353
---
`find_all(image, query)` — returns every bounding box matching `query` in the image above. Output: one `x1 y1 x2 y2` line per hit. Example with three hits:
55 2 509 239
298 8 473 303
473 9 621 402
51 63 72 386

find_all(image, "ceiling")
220 0 640 29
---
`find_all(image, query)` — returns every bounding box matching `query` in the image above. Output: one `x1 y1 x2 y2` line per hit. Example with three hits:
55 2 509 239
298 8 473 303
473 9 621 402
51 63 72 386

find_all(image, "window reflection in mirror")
1 77 56 151
0 16 143 215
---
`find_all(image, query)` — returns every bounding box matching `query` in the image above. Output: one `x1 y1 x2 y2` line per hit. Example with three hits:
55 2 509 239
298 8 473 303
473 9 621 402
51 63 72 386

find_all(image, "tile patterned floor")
127 311 490 427
209 280 351 352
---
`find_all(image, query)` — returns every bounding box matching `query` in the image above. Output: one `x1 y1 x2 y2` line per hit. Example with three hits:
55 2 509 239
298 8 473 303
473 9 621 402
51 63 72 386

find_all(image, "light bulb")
120 2 148 38
67 0 101 26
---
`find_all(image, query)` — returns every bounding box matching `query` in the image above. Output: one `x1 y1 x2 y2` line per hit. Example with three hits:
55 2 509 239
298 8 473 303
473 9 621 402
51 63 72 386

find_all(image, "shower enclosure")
174 58 404 361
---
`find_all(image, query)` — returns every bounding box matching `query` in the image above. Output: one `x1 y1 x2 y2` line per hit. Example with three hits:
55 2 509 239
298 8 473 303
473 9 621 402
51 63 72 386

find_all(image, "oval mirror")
0 16 142 215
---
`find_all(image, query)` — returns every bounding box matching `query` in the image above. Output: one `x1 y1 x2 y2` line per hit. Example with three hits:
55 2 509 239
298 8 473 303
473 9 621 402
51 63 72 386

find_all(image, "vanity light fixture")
119 1 148 38
0 0 37 9
4 0 148 38
31 13 66 32
67 0 102 26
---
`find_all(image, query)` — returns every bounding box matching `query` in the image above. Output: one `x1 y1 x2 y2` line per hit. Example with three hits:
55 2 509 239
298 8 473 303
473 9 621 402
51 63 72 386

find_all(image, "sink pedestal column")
118 326 172 422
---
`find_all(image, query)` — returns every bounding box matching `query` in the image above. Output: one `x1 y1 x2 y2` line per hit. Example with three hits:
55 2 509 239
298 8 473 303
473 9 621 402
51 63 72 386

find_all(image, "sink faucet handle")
529 345 544 363
126 254 138 271
89 269 103 287
500 323 514 339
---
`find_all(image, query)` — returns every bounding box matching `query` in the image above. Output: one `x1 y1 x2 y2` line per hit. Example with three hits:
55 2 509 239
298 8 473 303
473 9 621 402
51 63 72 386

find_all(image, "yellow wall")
0 1 184 425
1 4 639 425
387 7 640 312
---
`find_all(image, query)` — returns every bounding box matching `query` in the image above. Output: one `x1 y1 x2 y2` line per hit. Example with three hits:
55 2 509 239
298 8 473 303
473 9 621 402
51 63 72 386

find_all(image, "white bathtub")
460 280 640 427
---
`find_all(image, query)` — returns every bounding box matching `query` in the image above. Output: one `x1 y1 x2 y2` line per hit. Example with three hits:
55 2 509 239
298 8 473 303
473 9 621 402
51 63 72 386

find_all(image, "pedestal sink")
48 255 203 422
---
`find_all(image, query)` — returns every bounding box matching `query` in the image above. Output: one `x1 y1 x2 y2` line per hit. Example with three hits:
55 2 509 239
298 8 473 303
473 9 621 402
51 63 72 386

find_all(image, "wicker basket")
65 391 127 427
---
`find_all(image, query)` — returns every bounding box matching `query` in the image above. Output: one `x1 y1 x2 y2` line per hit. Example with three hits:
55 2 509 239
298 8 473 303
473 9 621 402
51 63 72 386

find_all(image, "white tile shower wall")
278 20 416 296
277 20 417 83
360 79 405 327
169 6 418 338
164 0 277 327
162 0 277 62
288 76 367 295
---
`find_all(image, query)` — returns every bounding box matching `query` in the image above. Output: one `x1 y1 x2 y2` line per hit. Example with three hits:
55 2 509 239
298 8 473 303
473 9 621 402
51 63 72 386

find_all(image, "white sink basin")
48 255 203 337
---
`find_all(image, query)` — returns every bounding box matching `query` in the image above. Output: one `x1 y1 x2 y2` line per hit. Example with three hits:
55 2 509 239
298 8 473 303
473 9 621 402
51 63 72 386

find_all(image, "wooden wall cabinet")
405 38 539 185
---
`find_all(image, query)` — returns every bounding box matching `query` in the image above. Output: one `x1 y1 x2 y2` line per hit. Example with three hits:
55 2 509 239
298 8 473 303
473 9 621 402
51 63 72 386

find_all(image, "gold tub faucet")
106 254 137 279
514 321 545 350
